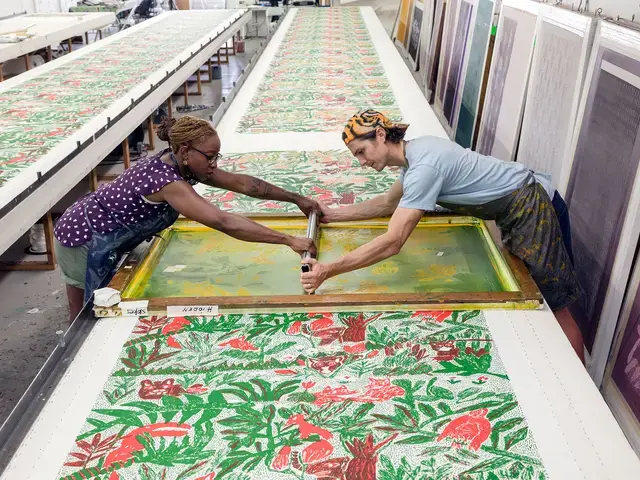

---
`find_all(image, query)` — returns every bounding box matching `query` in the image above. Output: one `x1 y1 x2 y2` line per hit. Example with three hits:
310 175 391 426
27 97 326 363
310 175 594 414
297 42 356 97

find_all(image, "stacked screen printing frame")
0 9 251 259
433 0 476 138
476 0 539 161
2 7 640 480
433 0 458 120
455 0 500 148
418 0 435 85
563 21 640 387
423 0 445 102
517 6 596 196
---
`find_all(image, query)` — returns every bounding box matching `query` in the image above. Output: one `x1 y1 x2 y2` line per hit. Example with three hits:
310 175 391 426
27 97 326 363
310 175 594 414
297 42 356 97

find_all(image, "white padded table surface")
0 13 116 64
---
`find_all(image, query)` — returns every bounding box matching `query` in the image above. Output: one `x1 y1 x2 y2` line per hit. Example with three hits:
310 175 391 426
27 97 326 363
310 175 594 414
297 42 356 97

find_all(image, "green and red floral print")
237 8 402 133
58 311 546 480
196 150 398 212
0 10 238 187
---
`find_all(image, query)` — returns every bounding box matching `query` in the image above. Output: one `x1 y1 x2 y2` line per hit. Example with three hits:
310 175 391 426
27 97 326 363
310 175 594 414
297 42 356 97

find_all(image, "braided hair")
156 115 217 153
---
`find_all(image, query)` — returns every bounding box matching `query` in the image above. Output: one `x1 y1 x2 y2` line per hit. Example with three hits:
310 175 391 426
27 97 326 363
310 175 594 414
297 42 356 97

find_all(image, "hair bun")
156 116 176 142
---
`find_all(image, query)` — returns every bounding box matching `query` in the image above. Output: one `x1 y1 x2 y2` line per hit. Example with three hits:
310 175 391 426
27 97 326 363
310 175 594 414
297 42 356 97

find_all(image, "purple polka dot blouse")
54 150 196 247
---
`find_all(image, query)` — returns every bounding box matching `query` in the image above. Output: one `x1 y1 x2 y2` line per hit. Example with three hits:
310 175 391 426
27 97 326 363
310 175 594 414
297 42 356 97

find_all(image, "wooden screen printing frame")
434 0 459 116
108 213 542 311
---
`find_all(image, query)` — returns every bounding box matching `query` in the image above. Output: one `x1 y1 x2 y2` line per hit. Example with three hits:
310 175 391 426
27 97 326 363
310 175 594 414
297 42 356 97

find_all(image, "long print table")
0 12 116 66
1 7 639 480
0 9 250 258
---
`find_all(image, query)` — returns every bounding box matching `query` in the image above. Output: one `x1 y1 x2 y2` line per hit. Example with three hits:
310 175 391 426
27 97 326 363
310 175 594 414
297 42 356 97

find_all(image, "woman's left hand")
300 258 329 294
295 196 321 217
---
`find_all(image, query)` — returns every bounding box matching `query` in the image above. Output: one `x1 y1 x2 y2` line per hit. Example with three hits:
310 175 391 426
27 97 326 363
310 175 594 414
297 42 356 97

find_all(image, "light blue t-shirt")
398 136 553 211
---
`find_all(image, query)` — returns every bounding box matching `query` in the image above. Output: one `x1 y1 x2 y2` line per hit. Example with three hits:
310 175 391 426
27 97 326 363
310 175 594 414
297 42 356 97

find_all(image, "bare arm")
321 178 404 222
158 181 316 255
204 168 319 216
300 207 423 293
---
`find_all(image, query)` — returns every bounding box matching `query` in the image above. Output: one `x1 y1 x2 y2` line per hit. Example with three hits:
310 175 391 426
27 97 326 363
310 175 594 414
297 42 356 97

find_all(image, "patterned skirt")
440 183 583 310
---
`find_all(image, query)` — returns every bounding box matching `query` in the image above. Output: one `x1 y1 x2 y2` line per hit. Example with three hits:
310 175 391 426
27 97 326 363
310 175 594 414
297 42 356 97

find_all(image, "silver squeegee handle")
301 211 318 274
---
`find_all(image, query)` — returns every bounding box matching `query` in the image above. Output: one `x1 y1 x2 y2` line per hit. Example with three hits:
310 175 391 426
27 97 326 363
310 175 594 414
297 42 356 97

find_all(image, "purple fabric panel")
566 47 640 350
611 286 640 423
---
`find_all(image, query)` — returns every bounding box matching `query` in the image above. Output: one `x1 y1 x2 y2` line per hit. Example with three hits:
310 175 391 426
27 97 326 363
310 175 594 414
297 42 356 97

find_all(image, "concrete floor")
0 3 403 426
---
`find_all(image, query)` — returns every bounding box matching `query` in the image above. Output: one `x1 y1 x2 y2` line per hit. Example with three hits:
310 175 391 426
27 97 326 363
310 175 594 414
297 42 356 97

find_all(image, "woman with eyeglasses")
54 115 319 321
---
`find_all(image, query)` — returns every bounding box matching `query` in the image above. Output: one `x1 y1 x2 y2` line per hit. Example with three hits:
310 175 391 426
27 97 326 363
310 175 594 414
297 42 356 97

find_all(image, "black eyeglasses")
191 147 222 166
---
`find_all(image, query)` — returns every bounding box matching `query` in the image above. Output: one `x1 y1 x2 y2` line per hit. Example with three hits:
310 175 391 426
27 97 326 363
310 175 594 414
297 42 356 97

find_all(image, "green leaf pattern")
58 311 546 479
237 8 402 133
0 11 239 187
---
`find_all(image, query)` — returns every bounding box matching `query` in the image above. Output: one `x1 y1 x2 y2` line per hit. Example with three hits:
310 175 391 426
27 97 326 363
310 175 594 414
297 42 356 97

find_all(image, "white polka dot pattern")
54 151 192 247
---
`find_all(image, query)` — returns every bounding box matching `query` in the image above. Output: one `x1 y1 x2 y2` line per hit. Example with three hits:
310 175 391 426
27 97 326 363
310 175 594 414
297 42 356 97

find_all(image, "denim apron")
82 199 179 303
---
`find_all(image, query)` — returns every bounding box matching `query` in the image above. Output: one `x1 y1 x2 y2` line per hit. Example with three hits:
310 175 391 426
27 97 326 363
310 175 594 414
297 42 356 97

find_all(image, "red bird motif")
437 409 492 450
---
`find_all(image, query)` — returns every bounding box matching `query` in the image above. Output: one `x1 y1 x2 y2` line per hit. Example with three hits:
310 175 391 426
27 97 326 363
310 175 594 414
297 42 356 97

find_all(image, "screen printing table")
2 307 638 479
0 12 116 68
0 6 638 479
0 9 251 261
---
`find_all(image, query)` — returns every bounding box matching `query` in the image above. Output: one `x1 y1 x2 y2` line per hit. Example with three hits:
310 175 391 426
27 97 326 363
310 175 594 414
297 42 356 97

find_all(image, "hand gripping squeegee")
301 211 319 294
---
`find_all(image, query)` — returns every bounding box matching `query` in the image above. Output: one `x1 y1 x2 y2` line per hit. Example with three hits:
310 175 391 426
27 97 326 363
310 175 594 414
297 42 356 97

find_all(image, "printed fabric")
57 310 548 480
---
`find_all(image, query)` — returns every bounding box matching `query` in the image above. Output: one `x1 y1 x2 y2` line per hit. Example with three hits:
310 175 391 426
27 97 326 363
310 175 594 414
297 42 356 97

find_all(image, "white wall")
588 0 640 20
0 0 35 17
0 0 80 17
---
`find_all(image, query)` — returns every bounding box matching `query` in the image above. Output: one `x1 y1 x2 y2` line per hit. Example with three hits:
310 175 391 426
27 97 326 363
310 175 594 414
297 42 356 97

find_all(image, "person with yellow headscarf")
301 109 585 363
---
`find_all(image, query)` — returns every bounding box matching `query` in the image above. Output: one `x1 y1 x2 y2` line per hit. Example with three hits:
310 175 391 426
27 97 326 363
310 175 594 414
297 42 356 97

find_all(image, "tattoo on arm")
249 178 275 199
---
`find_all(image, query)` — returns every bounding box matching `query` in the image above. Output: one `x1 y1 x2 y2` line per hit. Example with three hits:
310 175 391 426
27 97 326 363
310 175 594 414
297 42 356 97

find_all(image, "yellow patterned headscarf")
342 110 409 145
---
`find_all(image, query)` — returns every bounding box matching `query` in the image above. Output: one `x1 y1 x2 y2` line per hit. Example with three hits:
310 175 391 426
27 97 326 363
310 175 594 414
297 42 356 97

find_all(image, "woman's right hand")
288 236 317 257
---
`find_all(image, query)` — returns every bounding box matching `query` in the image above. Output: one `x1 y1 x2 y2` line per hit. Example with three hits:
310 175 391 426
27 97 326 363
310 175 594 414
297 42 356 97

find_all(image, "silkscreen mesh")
566 49 640 350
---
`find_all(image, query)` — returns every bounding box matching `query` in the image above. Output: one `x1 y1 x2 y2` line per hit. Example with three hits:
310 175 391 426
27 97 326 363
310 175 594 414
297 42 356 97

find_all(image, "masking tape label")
167 305 219 317
118 300 149 316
